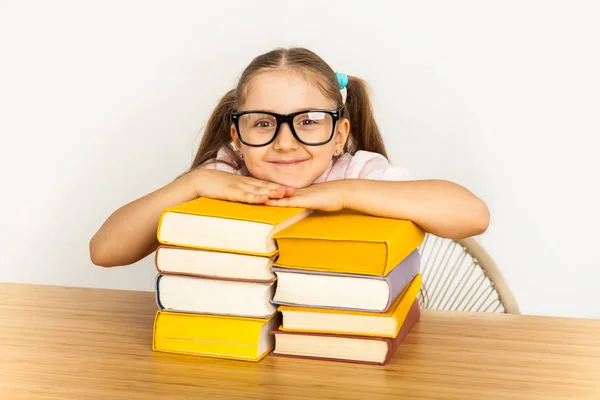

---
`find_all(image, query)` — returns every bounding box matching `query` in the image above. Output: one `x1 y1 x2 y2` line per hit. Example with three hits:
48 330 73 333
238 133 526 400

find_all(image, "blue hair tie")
335 72 348 89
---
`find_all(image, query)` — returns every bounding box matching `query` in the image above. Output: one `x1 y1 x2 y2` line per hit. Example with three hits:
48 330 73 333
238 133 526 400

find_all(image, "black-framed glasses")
231 109 341 147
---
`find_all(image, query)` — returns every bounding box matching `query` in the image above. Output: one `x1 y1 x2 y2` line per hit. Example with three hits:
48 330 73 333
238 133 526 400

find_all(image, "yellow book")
157 197 312 257
152 311 281 362
277 274 422 338
273 210 425 276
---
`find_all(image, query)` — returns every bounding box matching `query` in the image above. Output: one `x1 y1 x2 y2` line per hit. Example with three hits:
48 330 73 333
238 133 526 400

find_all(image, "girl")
90 47 489 268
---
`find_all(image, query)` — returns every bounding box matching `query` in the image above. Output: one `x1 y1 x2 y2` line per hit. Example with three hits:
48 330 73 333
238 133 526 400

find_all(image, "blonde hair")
188 47 388 172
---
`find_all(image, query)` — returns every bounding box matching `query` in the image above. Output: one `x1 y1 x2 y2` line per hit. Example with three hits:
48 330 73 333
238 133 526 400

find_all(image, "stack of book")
151 197 312 362
269 210 425 365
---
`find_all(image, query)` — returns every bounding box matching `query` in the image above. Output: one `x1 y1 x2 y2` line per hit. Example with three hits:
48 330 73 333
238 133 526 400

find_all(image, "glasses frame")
230 109 342 147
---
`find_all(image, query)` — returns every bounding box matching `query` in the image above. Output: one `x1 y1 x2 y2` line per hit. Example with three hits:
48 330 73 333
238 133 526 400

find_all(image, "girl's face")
231 70 349 188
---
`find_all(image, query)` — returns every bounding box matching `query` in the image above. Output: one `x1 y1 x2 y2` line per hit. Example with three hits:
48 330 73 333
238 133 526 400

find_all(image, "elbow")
89 237 116 268
468 197 490 237
422 183 491 240
441 197 490 240
472 214 490 237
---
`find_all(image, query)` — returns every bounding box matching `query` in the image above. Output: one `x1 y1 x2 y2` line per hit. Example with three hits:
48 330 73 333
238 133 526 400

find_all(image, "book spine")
383 249 421 311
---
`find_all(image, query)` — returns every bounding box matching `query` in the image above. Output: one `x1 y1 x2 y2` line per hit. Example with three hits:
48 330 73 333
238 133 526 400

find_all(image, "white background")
1 0 599 318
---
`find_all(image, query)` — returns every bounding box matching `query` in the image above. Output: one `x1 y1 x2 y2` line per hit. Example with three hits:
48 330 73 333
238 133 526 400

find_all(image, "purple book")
271 249 420 312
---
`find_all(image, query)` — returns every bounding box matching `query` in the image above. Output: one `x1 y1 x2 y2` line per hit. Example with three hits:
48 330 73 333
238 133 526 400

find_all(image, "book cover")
152 310 281 362
157 197 311 257
272 210 425 275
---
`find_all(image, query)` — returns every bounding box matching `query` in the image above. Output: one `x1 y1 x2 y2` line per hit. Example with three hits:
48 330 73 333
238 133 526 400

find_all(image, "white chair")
417 234 520 314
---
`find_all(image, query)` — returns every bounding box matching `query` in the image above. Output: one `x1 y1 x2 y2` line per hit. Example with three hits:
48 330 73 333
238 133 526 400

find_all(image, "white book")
155 274 277 318
155 246 276 282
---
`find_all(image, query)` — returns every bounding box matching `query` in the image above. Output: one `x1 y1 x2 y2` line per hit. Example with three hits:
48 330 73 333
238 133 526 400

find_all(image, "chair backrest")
417 234 520 314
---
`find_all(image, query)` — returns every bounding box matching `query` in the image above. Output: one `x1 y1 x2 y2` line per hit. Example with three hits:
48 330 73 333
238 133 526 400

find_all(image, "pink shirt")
204 147 413 183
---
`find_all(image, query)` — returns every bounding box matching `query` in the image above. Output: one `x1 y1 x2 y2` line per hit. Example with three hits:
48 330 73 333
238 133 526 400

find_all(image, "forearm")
89 170 202 267
343 179 490 239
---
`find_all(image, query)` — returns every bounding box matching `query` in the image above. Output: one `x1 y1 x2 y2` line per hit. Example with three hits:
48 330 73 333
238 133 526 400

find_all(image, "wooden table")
1 283 599 399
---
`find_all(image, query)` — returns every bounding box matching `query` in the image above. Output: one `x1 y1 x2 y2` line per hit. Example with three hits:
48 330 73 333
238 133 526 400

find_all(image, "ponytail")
188 89 241 172
344 76 388 159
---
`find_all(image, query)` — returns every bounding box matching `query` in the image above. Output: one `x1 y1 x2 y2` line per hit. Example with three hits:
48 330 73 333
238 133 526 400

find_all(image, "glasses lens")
292 111 334 144
237 113 278 145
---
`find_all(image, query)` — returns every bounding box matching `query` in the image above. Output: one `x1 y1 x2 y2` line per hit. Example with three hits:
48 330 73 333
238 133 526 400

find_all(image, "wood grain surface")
1 282 599 399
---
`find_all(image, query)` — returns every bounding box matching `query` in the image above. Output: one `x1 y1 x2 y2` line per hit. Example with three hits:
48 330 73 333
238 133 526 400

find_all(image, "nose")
272 121 298 152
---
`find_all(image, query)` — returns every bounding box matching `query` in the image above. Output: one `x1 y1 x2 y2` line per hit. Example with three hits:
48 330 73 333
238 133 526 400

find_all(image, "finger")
240 183 288 199
245 182 296 198
243 177 296 196
266 196 302 207
265 198 286 206
245 177 285 190
229 189 268 204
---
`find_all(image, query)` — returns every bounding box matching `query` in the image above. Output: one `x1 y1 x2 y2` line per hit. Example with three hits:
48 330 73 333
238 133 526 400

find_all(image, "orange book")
153 310 281 362
157 197 311 257
273 210 425 276
277 274 422 338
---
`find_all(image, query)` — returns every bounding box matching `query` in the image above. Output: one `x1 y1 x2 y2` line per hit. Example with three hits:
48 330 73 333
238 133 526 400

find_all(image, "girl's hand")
265 180 347 211
191 169 295 204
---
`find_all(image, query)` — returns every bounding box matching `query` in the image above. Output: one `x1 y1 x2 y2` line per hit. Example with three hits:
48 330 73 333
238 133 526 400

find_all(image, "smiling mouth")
270 160 307 167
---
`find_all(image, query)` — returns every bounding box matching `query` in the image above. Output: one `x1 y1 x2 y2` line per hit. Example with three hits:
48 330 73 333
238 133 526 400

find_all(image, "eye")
298 119 318 126
254 120 275 128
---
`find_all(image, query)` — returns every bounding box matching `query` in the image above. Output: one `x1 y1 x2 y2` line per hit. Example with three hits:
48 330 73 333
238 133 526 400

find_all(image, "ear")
230 123 242 151
334 117 350 151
